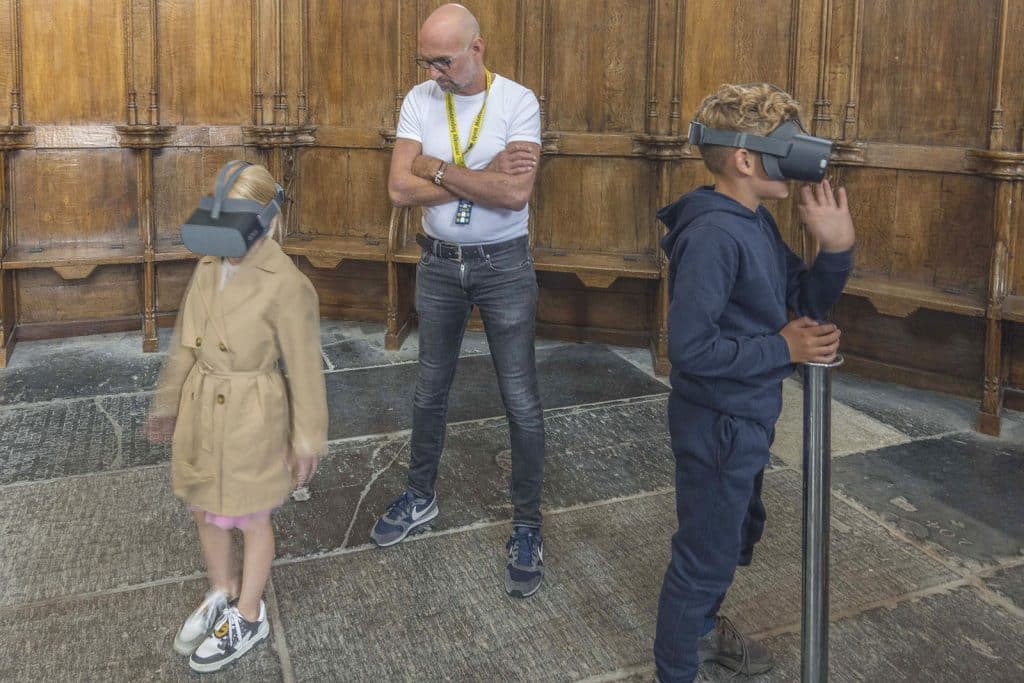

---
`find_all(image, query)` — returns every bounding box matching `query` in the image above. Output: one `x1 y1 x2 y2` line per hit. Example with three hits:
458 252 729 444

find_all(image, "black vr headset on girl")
687 119 833 182
180 160 284 258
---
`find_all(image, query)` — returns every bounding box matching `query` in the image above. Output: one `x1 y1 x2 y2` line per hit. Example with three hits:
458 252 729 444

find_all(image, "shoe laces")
716 616 750 679
386 490 416 519
507 527 539 566
214 607 244 651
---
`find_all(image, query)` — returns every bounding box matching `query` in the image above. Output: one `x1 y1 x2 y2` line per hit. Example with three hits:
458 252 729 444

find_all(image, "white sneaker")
173 589 229 655
189 601 270 673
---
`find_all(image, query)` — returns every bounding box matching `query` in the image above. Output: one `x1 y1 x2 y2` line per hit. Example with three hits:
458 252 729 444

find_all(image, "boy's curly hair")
693 83 801 174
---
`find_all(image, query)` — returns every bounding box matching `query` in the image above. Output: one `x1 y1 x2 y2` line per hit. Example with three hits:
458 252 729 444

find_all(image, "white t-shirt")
396 74 541 245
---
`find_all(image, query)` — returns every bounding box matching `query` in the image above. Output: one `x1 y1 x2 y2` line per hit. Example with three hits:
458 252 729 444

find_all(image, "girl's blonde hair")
214 163 283 240
693 83 802 174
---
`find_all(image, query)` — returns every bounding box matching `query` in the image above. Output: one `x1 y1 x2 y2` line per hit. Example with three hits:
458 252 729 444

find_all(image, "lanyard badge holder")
446 70 493 225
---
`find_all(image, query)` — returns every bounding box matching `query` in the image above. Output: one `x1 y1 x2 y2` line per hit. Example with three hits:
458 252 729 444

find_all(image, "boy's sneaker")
370 489 438 547
505 526 543 598
189 601 270 673
173 589 229 655
698 615 773 675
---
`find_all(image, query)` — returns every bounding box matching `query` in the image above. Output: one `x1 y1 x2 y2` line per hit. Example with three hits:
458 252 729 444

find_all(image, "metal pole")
801 355 842 683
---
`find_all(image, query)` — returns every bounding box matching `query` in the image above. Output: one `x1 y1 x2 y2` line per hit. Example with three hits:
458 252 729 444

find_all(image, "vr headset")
687 119 832 182
180 160 285 257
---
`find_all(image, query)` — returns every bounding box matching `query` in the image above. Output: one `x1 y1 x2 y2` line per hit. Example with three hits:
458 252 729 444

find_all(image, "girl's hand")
144 415 176 443
798 179 855 253
294 456 320 487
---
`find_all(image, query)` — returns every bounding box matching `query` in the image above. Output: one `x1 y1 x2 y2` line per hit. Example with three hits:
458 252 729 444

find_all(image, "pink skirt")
188 504 275 530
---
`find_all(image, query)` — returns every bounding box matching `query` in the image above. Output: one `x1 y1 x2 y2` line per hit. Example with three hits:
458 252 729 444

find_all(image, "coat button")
195 337 203 347
219 342 228 352
216 394 225 404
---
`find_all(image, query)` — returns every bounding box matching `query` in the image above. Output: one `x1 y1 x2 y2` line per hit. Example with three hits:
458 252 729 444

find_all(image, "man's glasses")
415 55 455 72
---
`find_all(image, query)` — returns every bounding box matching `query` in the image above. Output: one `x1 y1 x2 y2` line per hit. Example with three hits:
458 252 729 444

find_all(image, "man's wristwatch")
433 160 447 186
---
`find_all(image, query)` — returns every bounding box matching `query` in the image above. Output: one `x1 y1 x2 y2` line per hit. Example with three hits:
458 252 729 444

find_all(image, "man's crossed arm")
387 139 541 211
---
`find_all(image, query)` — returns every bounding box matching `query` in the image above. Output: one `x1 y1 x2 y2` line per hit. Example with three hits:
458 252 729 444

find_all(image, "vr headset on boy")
687 118 832 182
180 160 284 257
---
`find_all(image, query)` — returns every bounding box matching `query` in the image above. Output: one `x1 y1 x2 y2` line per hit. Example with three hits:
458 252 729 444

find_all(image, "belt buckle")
439 240 462 262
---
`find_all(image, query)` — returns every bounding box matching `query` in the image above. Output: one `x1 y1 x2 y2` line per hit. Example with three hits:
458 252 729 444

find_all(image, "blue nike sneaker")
370 489 438 547
505 526 544 598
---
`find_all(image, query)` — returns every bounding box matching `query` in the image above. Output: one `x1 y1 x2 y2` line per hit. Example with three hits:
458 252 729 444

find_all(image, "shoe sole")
188 620 271 674
505 573 543 599
371 506 438 547
173 634 203 657
708 654 773 675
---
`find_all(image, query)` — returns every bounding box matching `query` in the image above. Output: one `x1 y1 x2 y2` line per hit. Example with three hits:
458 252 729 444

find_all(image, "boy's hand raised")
798 179 855 253
780 317 841 364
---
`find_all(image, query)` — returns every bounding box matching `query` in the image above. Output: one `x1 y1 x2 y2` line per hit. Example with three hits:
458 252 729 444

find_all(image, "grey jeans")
407 235 545 528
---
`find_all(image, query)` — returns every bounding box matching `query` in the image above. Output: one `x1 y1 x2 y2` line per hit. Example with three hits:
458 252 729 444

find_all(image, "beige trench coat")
153 238 328 516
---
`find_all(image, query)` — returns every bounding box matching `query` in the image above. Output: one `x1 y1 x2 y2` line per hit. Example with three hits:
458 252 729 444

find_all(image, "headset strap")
687 122 792 157
211 160 252 219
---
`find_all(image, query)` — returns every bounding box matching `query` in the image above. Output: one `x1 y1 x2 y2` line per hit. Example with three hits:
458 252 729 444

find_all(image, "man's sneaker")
189 601 270 673
505 526 543 598
370 489 438 547
173 589 229 655
697 615 773 675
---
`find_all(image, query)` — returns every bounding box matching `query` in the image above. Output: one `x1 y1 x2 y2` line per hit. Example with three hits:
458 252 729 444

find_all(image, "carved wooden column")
0 0 33 366
969 0 1017 436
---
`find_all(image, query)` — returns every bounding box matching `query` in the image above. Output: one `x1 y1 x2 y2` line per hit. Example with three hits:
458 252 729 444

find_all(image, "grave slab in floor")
982 562 1024 612
323 343 668 440
833 431 1024 566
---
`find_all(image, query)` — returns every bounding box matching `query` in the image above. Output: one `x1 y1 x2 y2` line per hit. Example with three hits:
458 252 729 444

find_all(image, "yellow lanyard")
445 70 493 168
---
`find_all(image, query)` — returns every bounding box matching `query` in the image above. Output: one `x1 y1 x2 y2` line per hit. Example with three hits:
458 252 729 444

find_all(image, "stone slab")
270 472 955 681
754 584 1024 682
0 393 168 485
0 578 283 682
833 432 1024 566
983 563 1024 612
323 343 669 441
772 379 911 468
276 397 675 555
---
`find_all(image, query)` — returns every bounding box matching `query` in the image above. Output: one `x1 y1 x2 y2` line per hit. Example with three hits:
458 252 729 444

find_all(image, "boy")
653 83 855 682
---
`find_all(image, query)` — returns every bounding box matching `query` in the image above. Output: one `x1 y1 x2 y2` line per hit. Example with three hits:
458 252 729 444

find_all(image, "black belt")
416 233 496 262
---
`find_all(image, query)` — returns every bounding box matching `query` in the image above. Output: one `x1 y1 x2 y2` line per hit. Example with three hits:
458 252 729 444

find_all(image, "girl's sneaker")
189 601 270 673
173 589 230 655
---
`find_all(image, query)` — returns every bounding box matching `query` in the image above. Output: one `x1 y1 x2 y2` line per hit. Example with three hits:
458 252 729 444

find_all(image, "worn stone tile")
0 332 163 406
719 469 959 636
982 563 1024 612
277 398 673 554
324 343 669 441
833 432 1024 566
0 578 283 682
753 585 1024 682
271 473 955 682
0 394 169 485
830 371 979 438
771 378 911 468
0 466 203 607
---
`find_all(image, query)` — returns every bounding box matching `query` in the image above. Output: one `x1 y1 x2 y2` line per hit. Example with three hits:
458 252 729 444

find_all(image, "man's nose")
428 64 444 79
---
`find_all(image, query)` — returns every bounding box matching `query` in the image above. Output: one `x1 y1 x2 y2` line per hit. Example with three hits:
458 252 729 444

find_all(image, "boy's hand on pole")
798 179 855 253
780 317 841 364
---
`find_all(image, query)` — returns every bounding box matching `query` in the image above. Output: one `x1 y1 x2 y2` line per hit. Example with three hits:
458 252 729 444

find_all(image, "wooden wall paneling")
536 272 655 348
857 0 997 148
154 260 193 325
21 1 126 125
298 260 387 322
160 0 254 126
16 266 142 329
0 150 13 365
834 296 987 398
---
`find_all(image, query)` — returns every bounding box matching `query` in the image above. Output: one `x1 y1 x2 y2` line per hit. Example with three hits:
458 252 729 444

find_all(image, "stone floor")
1 320 1023 682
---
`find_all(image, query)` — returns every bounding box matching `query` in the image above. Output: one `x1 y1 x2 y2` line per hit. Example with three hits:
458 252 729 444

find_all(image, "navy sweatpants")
654 395 772 682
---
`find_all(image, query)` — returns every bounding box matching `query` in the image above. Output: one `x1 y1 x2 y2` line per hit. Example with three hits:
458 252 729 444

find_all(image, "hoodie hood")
657 186 757 259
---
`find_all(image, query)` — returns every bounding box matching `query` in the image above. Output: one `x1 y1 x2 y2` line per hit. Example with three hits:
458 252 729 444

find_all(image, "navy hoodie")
658 186 852 427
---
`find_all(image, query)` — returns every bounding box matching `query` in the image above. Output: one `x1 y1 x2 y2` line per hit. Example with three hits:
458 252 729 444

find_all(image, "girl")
148 161 328 673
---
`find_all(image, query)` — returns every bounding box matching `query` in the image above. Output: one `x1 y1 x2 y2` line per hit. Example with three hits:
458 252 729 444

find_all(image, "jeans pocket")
485 251 532 273
419 249 434 266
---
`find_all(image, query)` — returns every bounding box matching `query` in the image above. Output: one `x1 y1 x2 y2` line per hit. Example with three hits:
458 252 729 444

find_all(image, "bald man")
370 4 546 598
